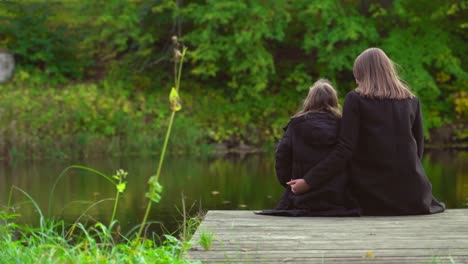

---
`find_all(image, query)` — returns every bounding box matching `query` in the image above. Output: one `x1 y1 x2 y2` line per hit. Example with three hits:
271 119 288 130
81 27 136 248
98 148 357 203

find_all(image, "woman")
288 48 445 215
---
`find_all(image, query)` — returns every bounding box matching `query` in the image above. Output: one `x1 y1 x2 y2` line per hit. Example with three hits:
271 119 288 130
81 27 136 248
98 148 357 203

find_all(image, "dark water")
1 150 467 235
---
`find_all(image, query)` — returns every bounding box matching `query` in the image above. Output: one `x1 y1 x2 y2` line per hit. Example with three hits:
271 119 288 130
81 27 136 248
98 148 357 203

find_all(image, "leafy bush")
0 1 89 80
0 75 207 158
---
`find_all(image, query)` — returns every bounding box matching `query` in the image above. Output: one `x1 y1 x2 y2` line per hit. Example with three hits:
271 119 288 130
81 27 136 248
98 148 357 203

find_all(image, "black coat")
303 91 445 215
258 112 360 216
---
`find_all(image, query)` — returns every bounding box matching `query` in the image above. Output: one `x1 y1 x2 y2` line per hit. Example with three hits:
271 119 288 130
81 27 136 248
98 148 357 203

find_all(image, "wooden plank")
186 253 468 264
185 210 468 263
189 241 468 251
185 255 468 264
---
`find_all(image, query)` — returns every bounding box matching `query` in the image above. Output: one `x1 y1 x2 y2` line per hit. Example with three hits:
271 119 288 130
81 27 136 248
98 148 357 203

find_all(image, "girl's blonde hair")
294 79 341 118
353 47 414 99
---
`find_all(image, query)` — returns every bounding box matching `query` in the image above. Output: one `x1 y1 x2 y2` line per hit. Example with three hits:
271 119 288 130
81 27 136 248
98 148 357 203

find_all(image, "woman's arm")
412 99 424 160
298 92 361 191
275 125 293 188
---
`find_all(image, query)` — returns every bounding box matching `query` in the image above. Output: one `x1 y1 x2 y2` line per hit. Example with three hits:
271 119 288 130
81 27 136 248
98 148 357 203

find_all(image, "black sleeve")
303 92 360 187
275 125 293 188
412 99 424 160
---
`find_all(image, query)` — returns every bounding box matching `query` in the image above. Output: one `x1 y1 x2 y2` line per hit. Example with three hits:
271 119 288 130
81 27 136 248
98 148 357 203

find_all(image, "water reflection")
0 151 466 233
424 150 468 208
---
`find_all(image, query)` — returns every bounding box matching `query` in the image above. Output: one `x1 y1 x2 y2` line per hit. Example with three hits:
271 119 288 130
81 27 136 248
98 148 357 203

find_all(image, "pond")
1 150 467 235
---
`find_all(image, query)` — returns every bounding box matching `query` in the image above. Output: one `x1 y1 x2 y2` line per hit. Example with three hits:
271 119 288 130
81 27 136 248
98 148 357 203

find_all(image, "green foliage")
0 209 198 264
146 177 164 203
78 0 154 65
198 229 214 251
0 0 466 155
0 75 207 158
185 0 291 97
0 1 89 80
455 91 468 120
296 1 379 75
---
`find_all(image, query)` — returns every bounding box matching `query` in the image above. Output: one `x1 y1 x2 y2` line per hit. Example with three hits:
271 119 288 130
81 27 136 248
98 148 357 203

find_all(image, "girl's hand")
286 179 311 194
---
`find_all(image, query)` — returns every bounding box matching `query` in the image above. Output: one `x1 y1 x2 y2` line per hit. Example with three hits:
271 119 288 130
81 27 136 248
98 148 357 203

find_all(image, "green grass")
198 229 214 251
0 210 199 264
0 179 201 263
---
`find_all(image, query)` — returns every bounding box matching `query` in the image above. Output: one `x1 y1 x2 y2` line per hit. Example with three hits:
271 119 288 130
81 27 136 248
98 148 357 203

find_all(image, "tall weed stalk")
136 37 188 241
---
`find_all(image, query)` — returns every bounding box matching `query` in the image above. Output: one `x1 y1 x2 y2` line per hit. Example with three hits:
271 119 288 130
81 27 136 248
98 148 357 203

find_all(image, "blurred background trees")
0 0 466 158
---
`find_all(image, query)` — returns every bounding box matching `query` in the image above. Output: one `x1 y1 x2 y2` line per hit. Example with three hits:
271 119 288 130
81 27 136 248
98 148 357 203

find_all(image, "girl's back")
272 111 358 216
288 112 338 167
258 79 360 217
276 112 340 188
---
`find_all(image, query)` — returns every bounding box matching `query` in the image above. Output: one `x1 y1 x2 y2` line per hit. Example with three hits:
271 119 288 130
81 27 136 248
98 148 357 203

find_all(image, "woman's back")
355 96 418 159
346 91 443 215
303 91 444 215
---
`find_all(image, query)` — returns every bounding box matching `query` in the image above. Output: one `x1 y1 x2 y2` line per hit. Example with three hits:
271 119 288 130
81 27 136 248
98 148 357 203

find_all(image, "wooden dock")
186 210 468 263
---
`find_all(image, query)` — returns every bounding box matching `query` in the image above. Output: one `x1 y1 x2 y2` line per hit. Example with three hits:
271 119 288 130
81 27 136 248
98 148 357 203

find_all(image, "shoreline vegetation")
0 0 466 160
0 79 465 160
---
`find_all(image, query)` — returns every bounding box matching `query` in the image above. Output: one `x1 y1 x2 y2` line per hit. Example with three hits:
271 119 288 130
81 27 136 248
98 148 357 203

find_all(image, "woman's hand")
287 179 311 194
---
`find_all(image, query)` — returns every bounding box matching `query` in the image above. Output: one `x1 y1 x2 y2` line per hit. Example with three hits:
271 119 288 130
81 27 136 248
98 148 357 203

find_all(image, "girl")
289 48 445 215
257 79 359 216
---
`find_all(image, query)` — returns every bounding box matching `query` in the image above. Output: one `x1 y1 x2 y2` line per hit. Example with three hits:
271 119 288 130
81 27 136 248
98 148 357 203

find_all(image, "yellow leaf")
364 251 375 258
169 87 182 111
116 182 127 193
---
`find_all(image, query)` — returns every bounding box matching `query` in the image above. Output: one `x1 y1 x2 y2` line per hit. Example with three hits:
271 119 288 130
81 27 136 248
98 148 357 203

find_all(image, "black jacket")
258 112 359 216
303 91 445 215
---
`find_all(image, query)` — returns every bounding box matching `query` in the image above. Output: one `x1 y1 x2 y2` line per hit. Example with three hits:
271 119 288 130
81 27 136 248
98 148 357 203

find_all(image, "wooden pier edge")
185 209 468 263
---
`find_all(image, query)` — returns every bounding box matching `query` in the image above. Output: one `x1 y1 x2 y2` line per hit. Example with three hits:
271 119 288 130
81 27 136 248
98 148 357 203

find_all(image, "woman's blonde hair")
353 48 414 99
294 79 341 118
